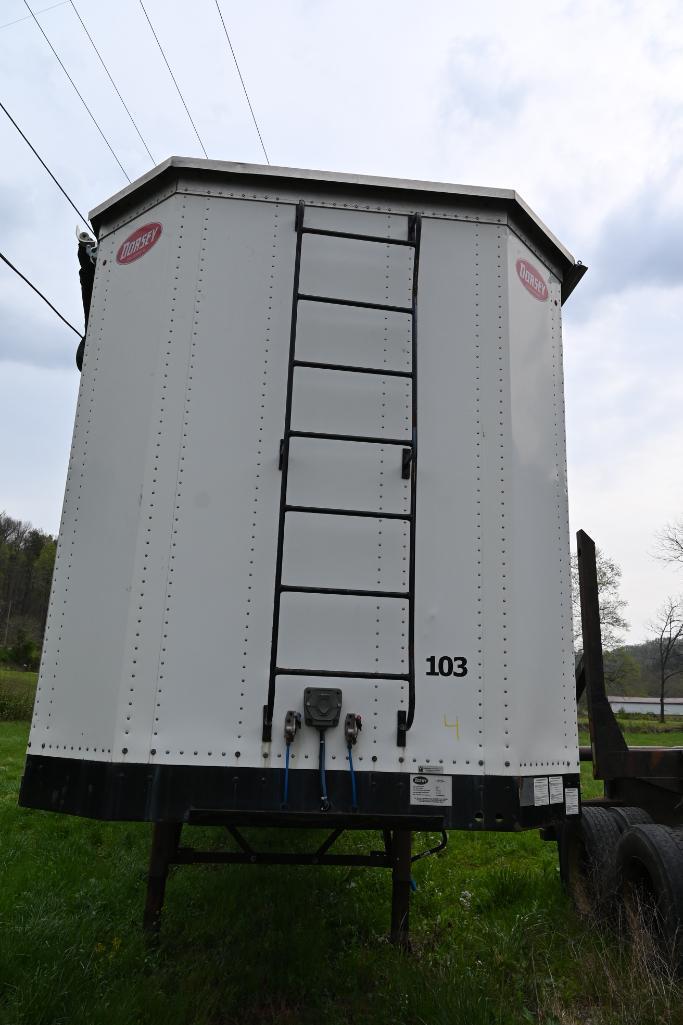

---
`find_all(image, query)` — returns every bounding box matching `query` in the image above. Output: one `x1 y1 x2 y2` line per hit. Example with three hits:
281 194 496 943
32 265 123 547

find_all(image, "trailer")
20 158 588 944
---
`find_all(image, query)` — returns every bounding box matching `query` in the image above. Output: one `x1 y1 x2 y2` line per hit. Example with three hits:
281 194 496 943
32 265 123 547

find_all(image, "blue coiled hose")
348 744 358 810
319 731 330 810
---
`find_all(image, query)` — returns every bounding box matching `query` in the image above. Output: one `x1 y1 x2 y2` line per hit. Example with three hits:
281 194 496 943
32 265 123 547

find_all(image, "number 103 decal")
426 655 468 677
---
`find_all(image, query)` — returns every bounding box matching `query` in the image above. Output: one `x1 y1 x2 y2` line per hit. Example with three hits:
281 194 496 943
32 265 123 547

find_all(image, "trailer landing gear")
142 821 446 946
390 828 412 949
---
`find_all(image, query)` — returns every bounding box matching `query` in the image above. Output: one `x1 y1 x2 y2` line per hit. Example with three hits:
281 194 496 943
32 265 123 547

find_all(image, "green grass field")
2 721 683 1025
0 669 37 722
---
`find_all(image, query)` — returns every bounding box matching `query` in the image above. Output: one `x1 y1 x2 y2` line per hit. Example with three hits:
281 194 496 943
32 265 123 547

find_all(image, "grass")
2 724 683 1025
0 669 37 721
579 712 683 737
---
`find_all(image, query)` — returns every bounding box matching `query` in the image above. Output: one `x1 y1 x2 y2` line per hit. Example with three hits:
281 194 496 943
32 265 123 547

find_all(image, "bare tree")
571 547 629 652
654 519 683 567
649 597 683 722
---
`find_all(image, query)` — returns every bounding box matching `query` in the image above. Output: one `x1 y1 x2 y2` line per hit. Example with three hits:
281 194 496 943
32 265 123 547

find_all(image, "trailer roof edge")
89 157 585 302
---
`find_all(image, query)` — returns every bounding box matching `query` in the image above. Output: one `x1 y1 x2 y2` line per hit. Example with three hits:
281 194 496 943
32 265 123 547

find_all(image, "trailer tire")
616 824 683 967
608 806 654 834
559 806 621 916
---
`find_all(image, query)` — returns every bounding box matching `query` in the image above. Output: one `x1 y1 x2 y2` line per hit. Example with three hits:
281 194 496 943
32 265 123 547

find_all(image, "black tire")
608 805 654 834
559 806 622 915
616 824 683 965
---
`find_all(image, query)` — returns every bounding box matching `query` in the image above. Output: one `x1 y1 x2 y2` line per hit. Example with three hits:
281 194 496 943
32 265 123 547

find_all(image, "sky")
1 0 682 643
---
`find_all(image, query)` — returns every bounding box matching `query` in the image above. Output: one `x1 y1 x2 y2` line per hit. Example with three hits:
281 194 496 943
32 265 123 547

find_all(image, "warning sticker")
549 776 564 804
533 777 550 806
565 788 580 816
410 774 452 806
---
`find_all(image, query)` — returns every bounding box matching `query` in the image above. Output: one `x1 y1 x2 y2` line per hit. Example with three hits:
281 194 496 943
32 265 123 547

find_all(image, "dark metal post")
390 828 412 948
143 822 182 933
576 529 628 779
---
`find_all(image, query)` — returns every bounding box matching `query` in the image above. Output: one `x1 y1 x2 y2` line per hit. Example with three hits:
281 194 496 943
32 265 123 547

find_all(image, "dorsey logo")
116 222 163 265
413 775 429 785
516 258 548 301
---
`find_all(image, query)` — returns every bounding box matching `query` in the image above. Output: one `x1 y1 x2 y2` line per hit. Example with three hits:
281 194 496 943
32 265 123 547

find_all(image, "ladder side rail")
404 213 422 739
263 200 306 742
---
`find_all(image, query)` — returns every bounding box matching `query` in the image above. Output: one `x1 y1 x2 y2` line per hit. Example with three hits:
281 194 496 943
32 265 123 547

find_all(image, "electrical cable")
347 744 358 811
212 1 270 164
139 0 208 159
0 100 91 226
318 730 329 811
0 250 81 336
1 2 66 31
69 1 155 165
23 0 131 182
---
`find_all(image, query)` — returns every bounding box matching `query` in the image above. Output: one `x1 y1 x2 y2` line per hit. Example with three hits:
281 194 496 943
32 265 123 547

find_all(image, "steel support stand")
143 822 182 933
390 828 412 949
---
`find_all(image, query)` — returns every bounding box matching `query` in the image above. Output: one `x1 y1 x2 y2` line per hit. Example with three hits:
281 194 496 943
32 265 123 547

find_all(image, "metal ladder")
262 200 422 746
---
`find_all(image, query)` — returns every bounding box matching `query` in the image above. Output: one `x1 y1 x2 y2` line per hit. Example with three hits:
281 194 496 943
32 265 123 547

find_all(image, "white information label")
533 777 550 806
565 788 580 816
410 774 452 806
548 776 564 804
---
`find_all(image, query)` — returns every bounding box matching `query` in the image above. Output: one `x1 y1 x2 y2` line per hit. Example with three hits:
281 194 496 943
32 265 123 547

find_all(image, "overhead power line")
0 250 81 337
0 99 91 226
23 0 131 182
69 1 155 166
139 0 208 159
0 2 66 31
213 1 270 164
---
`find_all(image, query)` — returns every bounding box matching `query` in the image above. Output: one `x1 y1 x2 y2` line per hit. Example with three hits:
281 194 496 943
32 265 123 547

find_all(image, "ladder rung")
289 430 412 447
293 359 412 379
298 293 412 315
280 585 409 599
285 504 411 521
275 667 410 680
301 226 416 247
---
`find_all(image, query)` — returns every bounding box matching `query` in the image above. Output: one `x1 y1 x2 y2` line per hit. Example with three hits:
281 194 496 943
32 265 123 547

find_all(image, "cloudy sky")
1 0 682 643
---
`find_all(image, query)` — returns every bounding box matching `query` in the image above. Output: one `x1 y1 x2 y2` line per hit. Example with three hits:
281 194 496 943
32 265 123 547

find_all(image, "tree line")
572 525 683 720
0 512 56 670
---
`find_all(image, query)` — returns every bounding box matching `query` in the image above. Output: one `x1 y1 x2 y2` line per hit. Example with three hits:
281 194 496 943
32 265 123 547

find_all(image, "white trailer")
20 158 586 940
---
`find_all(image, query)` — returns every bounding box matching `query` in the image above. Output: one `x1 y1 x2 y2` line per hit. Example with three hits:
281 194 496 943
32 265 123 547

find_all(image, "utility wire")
23 0 131 182
139 0 208 159
0 2 66 31
213 1 269 164
0 251 81 336
69 1 155 165
0 99 91 226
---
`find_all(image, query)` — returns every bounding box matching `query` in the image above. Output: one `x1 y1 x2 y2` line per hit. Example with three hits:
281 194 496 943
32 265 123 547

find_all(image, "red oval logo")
516 258 548 301
116 222 163 265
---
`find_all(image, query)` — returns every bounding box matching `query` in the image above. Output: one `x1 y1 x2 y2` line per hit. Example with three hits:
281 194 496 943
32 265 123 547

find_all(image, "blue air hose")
348 744 358 810
319 731 330 810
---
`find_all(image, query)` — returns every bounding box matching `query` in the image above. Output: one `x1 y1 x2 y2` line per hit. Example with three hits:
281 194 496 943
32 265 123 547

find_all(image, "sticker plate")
565 788 580 816
410 774 452 806
533 777 550 806
549 776 564 804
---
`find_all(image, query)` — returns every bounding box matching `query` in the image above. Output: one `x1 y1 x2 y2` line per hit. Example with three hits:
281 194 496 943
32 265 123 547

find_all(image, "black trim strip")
19 754 580 832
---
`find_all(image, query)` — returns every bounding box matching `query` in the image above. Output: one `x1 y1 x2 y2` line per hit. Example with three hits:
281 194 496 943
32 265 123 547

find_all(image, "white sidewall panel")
28 186 579 780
